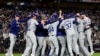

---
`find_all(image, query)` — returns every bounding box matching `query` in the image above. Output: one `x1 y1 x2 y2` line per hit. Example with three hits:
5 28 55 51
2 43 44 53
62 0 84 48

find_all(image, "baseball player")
72 14 80 56
59 13 80 56
76 13 91 56
5 14 20 56
22 14 38 56
43 15 59 56
81 12 94 55
35 14 48 56
22 16 31 56
5 13 32 56
56 10 66 56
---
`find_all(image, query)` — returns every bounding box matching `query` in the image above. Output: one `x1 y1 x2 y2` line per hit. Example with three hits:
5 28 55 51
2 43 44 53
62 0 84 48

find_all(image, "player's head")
35 8 41 16
31 13 37 19
76 13 80 17
80 11 87 19
41 14 48 21
15 14 20 21
63 13 68 19
68 13 75 18
76 13 81 19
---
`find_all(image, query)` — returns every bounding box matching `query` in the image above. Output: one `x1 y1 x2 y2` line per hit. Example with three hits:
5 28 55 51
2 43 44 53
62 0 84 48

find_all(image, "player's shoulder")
53 21 59 24
28 18 32 21
64 18 73 22
11 19 16 24
27 19 31 22
11 19 16 22
29 19 35 22
85 17 90 20
77 18 82 21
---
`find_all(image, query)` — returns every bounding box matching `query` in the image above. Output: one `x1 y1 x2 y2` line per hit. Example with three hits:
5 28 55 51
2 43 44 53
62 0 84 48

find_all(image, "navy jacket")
35 20 48 37
10 17 30 37
9 19 20 37
57 19 66 36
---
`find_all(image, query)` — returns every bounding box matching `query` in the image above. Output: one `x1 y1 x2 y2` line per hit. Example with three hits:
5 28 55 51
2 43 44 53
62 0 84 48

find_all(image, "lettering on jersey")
48 26 54 32
64 21 71 29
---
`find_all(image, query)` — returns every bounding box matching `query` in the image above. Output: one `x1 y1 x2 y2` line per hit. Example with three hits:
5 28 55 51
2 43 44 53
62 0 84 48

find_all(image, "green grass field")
0 53 100 56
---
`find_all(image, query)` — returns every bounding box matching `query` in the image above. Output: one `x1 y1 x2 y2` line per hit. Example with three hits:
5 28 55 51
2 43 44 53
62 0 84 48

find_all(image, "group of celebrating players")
5 9 94 56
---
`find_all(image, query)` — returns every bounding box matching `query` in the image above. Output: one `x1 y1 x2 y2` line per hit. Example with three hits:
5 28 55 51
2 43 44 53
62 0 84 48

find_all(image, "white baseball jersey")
83 17 91 27
27 19 39 31
77 18 85 32
73 24 78 32
59 18 76 34
44 21 59 36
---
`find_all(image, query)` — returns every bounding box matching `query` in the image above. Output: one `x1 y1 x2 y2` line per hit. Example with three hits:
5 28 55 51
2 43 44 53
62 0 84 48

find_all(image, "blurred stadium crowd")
0 7 100 53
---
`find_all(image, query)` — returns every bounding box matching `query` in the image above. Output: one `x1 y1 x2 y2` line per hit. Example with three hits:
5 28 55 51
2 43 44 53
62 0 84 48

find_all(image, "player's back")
83 17 91 25
44 21 59 36
77 18 85 32
27 19 38 32
49 21 58 36
62 18 76 34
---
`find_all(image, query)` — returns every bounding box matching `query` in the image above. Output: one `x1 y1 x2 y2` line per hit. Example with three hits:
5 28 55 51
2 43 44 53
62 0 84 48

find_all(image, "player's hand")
41 20 45 26
59 10 62 14
84 25 90 29
59 10 63 19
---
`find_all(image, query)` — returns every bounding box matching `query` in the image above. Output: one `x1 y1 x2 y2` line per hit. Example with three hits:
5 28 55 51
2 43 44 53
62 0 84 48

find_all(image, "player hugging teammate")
5 9 94 56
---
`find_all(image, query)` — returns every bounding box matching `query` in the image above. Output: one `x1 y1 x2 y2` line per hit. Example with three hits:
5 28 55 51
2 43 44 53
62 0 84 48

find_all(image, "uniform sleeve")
35 20 39 25
84 18 91 29
87 18 91 25
44 24 50 29
55 21 59 26
20 17 30 22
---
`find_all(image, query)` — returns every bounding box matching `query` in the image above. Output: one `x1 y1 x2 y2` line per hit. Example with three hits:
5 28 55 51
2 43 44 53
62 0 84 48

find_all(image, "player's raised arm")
19 13 32 23
59 10 64 20
20 16 30 22
58 10 64 29
43 19 50 29
41 14 48 26
35 19 39 25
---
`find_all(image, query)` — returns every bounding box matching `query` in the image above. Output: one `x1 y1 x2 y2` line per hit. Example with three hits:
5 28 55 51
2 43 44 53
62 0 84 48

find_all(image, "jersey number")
66 22 71 29
48 26 54 32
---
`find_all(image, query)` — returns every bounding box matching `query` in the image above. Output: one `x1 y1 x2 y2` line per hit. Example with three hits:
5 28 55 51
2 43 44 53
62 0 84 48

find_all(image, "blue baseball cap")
63 13 68 19
31 13 37 18
15 14 20 17
80 11 86 15
68 13 75 18
35 8 41 14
